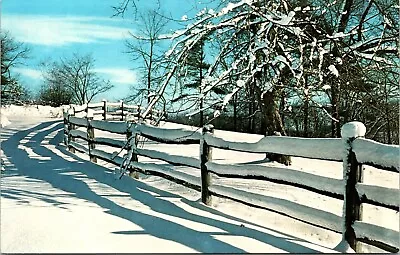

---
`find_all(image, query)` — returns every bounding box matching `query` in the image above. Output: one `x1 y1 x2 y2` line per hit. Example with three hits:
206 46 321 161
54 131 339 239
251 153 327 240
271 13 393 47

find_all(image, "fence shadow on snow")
1 120 334 253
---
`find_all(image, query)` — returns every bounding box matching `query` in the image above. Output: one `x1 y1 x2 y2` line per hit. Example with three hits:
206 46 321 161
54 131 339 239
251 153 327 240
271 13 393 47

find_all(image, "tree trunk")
248 85 255 133
147 39 154 105
199 42 205 127
279 90 285 125
261 90 291 166
331 83 341 138
233 93 237 132
303 75 309 138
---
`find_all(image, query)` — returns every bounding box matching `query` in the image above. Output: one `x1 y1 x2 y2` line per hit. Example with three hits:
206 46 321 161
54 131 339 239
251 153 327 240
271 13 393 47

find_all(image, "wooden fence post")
121 101 124 121
341 121 366 252
148 109 152 122
102 100 107 120
126 126 139 179
68 109 76 153
63 110 69 146
137 106 141 121
201 124 214 205
87 110 96 163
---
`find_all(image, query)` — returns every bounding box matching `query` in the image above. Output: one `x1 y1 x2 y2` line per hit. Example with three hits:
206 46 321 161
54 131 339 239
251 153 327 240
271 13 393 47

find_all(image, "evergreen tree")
183 38 210 126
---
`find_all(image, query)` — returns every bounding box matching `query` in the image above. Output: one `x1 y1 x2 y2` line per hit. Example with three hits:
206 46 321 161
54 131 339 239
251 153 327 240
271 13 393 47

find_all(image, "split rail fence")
63 105 399 253
68 100 164 122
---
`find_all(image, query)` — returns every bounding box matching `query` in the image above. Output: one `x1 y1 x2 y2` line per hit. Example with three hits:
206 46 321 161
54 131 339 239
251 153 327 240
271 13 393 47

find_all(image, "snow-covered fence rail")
135 123 202 144
68 101 165 122
63 114 399 253
124 123 203 190
203 135 343 161
203 121 399 253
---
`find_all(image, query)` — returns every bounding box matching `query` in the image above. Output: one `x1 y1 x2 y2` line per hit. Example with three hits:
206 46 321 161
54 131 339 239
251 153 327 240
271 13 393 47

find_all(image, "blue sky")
2 0 208 102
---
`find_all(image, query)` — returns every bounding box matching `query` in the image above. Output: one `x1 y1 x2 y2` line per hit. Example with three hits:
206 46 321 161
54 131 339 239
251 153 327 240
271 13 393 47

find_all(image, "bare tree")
113 0 398 146
124 9 169 105
1 31 31 104
41 53 113 105
138 0 397 159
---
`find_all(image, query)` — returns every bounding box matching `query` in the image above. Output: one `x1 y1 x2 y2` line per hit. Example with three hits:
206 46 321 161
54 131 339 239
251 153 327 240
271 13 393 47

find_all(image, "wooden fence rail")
63 108 399 253
68 100 164 122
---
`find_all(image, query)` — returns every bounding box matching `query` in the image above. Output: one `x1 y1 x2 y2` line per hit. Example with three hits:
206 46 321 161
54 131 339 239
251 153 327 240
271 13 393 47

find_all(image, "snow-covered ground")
1 105 398 253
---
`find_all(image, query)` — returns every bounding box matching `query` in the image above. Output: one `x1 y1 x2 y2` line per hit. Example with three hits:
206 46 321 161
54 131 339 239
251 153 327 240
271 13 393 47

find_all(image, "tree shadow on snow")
1 120 327 253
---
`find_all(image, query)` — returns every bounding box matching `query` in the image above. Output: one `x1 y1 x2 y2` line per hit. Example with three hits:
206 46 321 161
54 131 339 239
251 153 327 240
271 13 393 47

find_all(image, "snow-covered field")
1 105 398 253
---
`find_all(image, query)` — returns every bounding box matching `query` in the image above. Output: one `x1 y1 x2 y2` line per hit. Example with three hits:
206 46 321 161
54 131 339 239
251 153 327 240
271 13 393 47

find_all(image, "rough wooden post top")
341 121 366 139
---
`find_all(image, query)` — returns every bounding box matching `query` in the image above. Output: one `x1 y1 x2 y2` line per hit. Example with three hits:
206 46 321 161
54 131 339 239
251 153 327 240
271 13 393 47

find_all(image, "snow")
1 105 398 253
213 110 221 118
1 114 11 127
352 138 399 171
334 239 355 253
355 52 392 64
69 116 88 127
1 104 65 118
94 137 126 148
204 133 343 161
279 11 296 26
220 2 242 15
209 184 343 233
356 183 399 209
90 119 128 134
207 162 344 196
353 221 399 249
70 129 88 140
135 122 202 143
328 64 339 77
1 104 67 127
131 162 200 189
236 79 245 87
106 102 123 107
91 148 124 165
69 141 89 154
322 85 331 90
87 102 104 108
137 148 200 169
341 121 366 138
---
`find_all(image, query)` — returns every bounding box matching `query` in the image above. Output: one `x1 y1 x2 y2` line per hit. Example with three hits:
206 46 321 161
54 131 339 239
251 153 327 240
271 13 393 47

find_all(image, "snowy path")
0 118 343 253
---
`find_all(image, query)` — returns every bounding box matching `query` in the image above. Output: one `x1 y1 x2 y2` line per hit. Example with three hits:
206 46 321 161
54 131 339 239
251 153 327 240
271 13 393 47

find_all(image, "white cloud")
14 66 136 85
14 68 43 80
2 15 132 46
94 68 137 85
